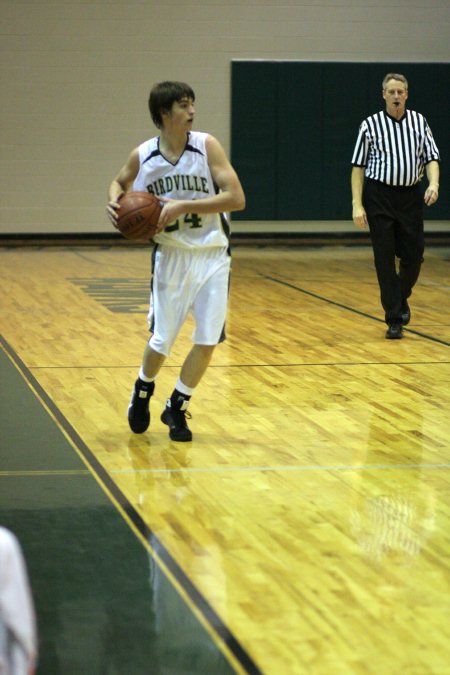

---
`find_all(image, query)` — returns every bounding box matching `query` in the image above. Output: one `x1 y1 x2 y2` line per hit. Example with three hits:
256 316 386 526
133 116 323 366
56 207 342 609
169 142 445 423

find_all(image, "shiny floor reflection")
0 345 238 675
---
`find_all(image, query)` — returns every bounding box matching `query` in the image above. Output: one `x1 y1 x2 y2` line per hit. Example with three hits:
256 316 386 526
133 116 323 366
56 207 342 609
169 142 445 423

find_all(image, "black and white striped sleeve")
423 118 440 164
351 121 369 167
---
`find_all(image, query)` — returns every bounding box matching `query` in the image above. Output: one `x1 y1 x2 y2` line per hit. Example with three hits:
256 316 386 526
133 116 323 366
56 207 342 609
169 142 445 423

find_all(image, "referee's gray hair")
382 73 408 90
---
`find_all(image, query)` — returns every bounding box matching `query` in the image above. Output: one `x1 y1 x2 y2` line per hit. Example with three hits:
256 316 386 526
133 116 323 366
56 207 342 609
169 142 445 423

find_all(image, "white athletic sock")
175 378 195 396
139 367 155 383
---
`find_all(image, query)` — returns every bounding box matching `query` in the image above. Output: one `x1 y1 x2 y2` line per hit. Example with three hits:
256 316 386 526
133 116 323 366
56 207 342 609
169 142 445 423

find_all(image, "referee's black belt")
365 178 419 191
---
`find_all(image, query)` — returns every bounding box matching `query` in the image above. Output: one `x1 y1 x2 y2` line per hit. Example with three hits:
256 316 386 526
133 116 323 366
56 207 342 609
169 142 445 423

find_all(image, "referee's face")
383 79 408 118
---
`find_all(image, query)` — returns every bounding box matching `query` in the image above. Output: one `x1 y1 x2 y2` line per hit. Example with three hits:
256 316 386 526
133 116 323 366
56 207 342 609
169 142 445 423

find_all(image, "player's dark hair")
149 81 195 128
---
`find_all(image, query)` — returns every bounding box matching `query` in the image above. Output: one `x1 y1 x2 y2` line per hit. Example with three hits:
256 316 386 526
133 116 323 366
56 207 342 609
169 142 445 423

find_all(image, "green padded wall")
231 61 449 220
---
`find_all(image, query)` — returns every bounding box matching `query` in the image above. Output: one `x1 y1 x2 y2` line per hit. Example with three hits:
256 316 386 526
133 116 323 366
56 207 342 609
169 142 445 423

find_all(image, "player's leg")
127 345 166 434
161 248 230 442
160 344 216 442
180 343 216 387
128 247 189 434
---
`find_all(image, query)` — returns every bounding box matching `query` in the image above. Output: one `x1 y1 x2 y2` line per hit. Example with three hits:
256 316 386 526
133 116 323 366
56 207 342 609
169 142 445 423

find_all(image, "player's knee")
148 334 172 358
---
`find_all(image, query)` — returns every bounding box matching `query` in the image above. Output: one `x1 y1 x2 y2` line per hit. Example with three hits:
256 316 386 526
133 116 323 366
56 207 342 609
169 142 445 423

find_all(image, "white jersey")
133 131 230 249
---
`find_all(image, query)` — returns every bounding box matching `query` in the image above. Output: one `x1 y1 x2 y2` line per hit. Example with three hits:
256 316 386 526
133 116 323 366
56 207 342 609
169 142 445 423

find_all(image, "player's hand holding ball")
108 191 163 241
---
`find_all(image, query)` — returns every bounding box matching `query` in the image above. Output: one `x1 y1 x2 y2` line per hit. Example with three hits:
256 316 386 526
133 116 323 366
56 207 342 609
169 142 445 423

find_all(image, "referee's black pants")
363 179 424 324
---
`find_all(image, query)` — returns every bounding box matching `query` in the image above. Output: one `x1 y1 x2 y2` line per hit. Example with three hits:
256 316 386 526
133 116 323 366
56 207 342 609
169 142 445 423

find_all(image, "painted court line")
111 462 450 476
265 275 450 347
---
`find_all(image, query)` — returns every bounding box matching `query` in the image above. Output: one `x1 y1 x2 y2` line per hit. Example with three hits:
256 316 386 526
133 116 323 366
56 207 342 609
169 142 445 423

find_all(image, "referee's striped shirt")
351 109 440 187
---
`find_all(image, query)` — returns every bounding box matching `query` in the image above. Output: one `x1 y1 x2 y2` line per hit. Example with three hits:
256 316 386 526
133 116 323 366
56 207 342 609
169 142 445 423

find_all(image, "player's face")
164 97 195 131
383 79 408 117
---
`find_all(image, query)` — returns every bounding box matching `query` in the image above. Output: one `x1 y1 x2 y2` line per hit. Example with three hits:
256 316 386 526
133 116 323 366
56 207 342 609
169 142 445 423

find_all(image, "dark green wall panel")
277 63 323 218
231 61 449 221
230 61 279 219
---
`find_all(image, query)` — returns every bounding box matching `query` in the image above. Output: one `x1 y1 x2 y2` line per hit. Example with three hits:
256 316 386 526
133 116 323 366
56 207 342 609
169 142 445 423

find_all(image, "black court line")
0 335 263 675
264 275 450 347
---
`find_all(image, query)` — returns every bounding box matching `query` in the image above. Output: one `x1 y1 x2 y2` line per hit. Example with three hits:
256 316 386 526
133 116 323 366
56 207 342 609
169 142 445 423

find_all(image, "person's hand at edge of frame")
424 185 439 206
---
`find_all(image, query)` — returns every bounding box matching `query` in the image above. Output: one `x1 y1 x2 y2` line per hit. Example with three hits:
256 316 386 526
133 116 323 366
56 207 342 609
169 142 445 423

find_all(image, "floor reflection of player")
126 437 193 507
127 439 230 673
349 411 436 567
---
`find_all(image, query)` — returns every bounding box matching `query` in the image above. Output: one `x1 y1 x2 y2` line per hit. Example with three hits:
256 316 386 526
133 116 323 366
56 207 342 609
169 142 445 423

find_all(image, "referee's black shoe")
401 299 411 325
128 379 154 433
386 322 403 339
161 400 192 442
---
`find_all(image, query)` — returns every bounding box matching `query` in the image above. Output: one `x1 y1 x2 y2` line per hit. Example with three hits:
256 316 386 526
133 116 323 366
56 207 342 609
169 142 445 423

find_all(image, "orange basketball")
116 192 162 240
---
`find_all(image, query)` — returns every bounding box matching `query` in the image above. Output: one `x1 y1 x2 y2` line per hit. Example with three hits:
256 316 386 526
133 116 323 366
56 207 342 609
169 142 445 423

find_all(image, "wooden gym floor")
0 244 449 674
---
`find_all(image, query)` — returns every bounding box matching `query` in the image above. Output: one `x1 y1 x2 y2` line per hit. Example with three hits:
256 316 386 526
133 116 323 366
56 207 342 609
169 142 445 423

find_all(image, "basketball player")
351 73 440 339
106 81 245 441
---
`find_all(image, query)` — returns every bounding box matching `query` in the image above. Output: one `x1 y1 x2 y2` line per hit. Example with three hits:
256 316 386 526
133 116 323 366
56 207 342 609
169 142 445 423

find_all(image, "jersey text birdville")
146 174 210 196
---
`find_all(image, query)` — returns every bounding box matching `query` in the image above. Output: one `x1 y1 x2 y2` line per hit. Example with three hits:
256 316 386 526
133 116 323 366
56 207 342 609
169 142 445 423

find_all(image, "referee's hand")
352 206 368 230
424 186 439 206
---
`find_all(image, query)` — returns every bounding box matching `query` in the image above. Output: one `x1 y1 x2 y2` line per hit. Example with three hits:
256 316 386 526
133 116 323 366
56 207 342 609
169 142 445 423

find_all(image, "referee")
351 72 440 339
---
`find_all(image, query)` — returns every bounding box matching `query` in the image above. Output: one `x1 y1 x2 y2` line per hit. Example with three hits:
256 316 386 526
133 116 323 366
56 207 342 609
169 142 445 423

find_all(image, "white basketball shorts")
148 245 230 356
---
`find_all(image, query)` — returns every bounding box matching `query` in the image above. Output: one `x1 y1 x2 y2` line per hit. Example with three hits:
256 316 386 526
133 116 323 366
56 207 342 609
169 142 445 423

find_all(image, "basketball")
116 191 162 240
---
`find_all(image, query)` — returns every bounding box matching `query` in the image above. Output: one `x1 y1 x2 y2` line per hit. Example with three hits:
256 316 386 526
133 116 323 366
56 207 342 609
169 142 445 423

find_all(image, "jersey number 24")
165 213 202 233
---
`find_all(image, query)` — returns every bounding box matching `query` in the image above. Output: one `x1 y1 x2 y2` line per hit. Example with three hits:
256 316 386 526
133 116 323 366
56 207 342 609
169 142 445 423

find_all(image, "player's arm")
157 135 245 228
351 166 368 229
205 134 246 212
106 148 140 226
